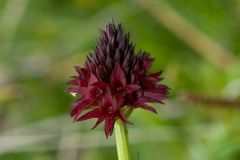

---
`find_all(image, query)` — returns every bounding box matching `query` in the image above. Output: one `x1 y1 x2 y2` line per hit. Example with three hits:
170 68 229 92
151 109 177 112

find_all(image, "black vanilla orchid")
67 22 169 137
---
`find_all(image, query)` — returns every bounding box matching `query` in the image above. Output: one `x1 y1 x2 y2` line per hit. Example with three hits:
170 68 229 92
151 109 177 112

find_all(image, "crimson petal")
148 71 163 79
92 82 108 89
100 90 116 109
67 87 81 94
66 78 79 85
110 62 126 87
77 109 100 121
123 84 140 93
92 115 106 129
70 98 95 118
135 101 157 113
118 112 133 124
104 117 116 138
144 91 168 101
89 73 98 85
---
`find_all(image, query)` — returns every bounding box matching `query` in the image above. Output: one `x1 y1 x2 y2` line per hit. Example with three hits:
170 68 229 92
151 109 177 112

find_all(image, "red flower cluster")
67 22 169 137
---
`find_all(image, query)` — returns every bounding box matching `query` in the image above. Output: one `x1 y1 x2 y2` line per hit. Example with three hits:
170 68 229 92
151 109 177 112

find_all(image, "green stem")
114 119 130 160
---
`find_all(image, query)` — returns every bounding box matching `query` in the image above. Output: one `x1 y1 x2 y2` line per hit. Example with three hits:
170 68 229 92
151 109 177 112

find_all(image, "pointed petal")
71 98 84 107
123 84 140 93
100 90 116 110
140 77 157 89
135 101 157 113
110 62 126 87
78 87 89 96
144 92 168 101
118 112 133 124
77 109 100 121
66 78 79 85
115 93 124 107
143 59 154 71
148 71 163 79
92 115 106 129
87 86 102 99
68 87 91 98
70 98 94 118
141 52 154 71
156 84 171 94
92 82 108 89
75 67 89 80
104 117 116 138
66 87 81 94
89 73 98 85
74 66 81 73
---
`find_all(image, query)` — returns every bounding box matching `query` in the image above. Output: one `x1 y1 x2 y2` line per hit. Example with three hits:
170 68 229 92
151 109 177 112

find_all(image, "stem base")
114 119 130 160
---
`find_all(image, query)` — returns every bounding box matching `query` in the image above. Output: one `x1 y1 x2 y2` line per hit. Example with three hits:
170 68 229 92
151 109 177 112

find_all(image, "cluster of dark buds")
67 22 169 137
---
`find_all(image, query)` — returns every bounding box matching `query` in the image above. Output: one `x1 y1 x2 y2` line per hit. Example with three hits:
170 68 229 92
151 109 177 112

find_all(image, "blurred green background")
1 0 240 159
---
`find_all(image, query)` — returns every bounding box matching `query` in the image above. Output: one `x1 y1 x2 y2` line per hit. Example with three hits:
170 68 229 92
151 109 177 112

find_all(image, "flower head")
67 22 169 137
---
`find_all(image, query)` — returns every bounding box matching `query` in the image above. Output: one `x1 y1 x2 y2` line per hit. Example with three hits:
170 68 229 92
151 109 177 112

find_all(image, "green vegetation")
0 0 240 159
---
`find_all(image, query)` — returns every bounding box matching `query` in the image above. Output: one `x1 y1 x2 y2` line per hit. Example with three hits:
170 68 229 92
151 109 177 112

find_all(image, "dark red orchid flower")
67 22 169 137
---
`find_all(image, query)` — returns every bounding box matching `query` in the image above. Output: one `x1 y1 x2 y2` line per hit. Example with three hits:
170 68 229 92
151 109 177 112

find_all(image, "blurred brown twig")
179 92 240 108
133 0 236 70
